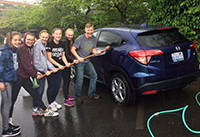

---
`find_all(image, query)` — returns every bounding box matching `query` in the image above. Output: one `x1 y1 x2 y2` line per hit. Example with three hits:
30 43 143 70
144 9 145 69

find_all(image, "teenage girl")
46 28 70 111
32 30 58 116
0 32 22 137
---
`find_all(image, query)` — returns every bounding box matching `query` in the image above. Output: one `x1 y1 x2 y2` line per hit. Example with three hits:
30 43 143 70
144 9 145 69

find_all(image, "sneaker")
48 103 58 112
64 99 74 107
44 110 59 117
52 101 62 109
32 108 44 117
32 107 38 112
2 127 21 137
9 122 21 131
68 95 75 101
89 94 101 100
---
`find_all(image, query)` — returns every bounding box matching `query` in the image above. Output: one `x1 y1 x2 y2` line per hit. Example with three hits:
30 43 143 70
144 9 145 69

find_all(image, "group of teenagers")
0 23 109 137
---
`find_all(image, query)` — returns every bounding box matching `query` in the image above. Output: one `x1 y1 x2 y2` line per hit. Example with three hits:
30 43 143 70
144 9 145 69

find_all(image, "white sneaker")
48 103 58 112
52 101 62 109
44 110 59 117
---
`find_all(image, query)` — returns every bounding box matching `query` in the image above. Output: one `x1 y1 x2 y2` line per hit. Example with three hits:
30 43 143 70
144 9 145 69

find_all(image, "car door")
90 30 125 83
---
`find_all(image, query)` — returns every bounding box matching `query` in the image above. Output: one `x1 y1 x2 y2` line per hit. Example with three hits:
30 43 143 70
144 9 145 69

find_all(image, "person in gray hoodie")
33 30 58 116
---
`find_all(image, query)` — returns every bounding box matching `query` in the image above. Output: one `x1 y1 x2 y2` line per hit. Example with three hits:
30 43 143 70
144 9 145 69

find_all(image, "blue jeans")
75 61 97 98
37 77 46 99
33 77 45 108
47 71 62 104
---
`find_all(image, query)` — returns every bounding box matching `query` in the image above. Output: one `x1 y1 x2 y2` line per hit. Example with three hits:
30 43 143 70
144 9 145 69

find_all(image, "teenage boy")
71 23 104 104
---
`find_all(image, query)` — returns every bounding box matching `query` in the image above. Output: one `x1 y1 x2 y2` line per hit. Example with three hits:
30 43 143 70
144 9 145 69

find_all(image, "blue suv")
86 26 200 104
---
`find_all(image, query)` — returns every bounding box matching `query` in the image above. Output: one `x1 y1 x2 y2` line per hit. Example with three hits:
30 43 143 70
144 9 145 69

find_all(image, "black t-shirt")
46 40 65 67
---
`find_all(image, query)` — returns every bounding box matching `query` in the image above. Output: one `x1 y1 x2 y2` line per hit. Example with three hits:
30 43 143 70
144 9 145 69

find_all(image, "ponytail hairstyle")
5 31 22 46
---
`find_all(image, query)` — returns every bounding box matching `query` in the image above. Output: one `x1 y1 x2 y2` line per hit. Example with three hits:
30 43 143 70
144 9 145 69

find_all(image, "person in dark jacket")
0 31 22 137
9 32 59 119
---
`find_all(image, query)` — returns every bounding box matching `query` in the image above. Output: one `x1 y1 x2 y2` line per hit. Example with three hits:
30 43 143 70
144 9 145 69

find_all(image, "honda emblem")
175 46 181 51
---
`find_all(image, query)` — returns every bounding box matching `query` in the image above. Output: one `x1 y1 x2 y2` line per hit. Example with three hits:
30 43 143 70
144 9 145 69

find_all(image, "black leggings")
9 78 47 117
62 67 71 99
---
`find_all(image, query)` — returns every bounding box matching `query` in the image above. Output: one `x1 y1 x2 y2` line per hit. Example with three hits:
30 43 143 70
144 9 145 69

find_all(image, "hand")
58 65 64 70
78 57 84 62
95 50 102 55
52 68 58 73
105 46 110 51
37 72 42 75
65 63 71 68
37 73 43 79
0 82 5 91
45 71 52 76
73 59 79 64
98 46 110 55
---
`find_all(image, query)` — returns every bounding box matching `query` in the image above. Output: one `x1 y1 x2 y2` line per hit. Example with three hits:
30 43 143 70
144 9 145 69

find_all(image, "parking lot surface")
1 78 200 137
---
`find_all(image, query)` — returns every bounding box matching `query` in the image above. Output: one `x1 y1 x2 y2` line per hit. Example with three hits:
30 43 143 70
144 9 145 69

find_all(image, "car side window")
97 31 124 47
93 31 99 38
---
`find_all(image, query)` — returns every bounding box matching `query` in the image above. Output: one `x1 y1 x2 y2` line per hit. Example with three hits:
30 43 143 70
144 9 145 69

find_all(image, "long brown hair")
65 28 74 48
5 31 22 46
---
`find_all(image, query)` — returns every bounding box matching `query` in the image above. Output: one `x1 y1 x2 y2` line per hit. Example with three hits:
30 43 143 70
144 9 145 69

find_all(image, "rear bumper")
137 71 200 94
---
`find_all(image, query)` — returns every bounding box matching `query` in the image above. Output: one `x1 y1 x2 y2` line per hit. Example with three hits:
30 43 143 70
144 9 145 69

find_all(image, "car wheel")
111 73 135 104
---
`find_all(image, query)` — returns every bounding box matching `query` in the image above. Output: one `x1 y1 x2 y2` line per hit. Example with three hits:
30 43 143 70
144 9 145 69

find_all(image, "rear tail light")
129 49 163 65
157 27 171 30
142 90 158 95
190 43 198 52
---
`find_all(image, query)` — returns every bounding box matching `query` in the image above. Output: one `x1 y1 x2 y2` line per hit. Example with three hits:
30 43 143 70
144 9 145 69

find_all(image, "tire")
111 73 135 104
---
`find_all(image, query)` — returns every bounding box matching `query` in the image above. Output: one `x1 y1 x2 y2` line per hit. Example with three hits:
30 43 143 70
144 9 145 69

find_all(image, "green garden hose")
147 92 200 137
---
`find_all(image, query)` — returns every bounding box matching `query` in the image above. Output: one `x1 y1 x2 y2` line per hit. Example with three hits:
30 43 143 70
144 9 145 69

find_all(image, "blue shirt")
0 44 18 82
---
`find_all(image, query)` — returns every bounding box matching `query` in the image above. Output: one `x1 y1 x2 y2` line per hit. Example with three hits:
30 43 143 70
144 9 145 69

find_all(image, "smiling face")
52 29 62 43
65 29 74 41
25 34 35 47
11 34 21 48
39 32 49 45
85 26 94 39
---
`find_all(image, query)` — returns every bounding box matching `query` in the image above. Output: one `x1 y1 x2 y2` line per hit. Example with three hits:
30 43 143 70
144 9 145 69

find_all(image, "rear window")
136 29 189 47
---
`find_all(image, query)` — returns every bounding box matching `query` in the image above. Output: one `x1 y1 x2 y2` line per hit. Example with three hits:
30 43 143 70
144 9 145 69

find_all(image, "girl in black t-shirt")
46 28 71 111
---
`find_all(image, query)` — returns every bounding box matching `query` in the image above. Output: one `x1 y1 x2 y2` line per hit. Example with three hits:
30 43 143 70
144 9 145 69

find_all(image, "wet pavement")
1 78 200 137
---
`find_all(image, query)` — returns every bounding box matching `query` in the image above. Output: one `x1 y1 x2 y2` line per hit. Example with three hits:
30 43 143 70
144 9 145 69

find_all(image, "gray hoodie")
33 39 55 73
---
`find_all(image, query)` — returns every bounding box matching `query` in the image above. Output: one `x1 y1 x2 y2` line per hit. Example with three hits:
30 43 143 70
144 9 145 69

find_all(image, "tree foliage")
148 0 200 46
0 0 148 39
0 0 199 47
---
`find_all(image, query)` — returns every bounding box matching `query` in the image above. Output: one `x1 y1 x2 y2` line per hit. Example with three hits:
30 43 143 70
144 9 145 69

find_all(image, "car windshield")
136 29 189 47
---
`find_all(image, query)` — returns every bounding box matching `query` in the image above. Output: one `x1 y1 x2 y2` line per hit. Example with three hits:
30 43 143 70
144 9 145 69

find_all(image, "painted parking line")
136 97 144 130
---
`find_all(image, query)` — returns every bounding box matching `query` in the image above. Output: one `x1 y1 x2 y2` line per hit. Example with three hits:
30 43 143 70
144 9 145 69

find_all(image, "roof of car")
96 24 172 33
96 25 176 36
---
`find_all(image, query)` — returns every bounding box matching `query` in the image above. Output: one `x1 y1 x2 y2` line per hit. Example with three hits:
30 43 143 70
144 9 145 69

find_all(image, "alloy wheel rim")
112 77 126 103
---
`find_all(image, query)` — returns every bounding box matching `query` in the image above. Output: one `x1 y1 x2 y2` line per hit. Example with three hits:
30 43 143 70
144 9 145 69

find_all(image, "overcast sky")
6 0 40 4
